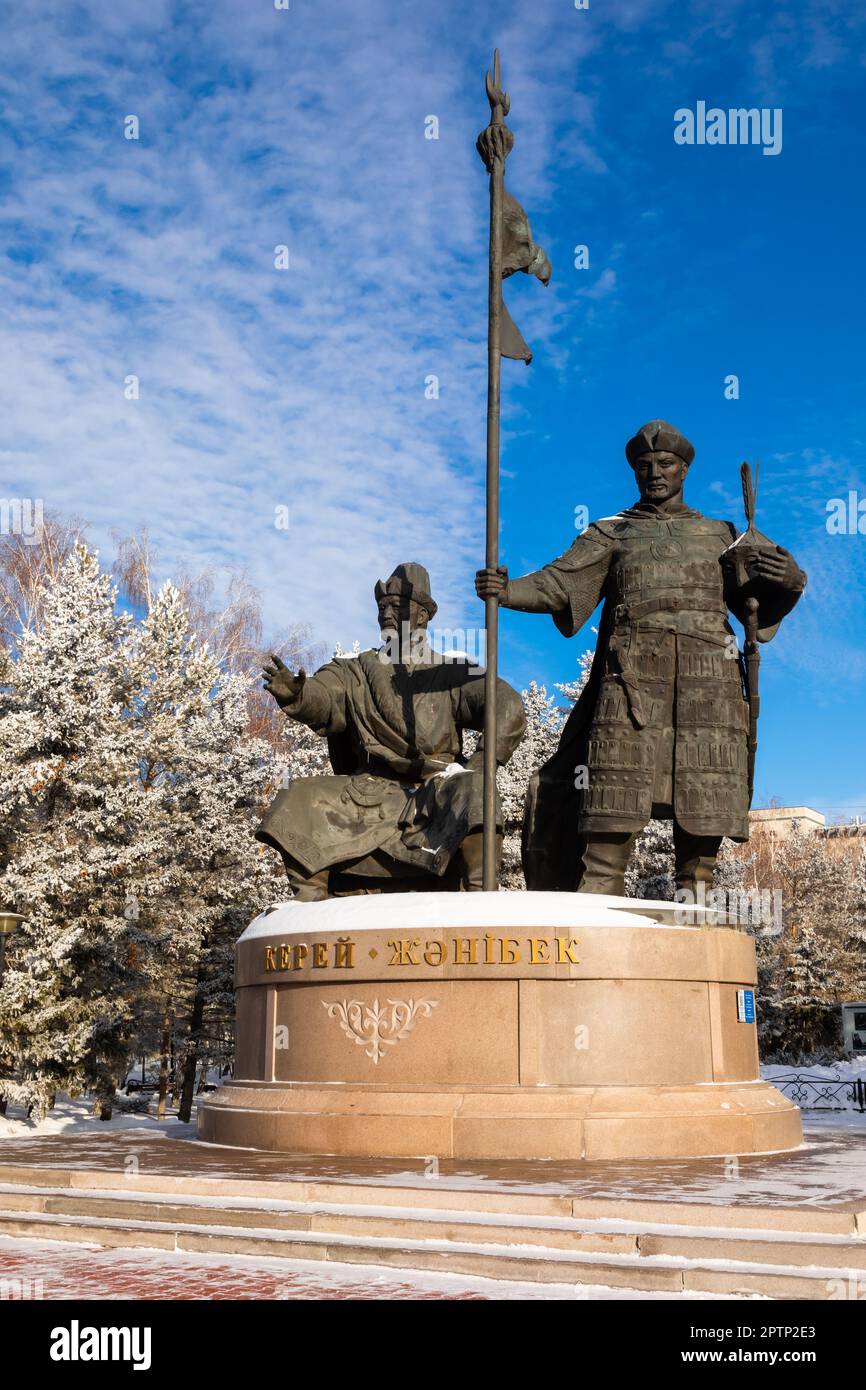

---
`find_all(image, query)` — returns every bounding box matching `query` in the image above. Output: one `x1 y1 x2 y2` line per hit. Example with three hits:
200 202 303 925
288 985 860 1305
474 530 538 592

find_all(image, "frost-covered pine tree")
122 580 281 1120
746 827 866 1060
625 819 675 899
0 546 140 1115
497 682 566 824
0 551 288 1118
554 646 594 707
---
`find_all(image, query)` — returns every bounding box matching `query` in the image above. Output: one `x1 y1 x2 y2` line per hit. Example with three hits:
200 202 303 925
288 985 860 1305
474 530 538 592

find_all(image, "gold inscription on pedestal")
452 936 478 964
265 935 357 972
264 934 580 974
334 937 355 969
387 938 421 966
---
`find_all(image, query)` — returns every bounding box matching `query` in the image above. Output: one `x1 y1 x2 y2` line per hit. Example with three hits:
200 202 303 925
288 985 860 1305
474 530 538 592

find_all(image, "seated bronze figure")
257 562 526 898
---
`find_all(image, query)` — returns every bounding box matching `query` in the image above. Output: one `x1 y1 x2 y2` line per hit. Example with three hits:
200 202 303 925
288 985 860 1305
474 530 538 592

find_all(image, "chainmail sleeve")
503 525 614 637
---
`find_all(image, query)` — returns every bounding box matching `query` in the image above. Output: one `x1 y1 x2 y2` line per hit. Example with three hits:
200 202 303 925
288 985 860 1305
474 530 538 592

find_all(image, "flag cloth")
500 189 551 363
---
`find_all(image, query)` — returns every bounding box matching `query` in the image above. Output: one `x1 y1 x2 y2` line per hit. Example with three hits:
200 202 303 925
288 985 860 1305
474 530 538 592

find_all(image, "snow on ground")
796 1111 866 1131
0 1093 197 1141
761 1059 866 1126
0 1235 750 1301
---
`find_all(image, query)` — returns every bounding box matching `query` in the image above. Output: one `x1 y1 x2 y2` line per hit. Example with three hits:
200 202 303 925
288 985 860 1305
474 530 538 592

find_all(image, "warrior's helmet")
374 563 438 620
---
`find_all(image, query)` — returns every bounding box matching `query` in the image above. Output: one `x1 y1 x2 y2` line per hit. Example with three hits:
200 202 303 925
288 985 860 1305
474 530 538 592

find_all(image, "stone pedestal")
197 892 801 1160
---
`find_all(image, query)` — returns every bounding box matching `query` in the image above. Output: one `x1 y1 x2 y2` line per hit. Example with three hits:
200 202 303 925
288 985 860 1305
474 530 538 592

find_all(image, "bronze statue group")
259 422 806 902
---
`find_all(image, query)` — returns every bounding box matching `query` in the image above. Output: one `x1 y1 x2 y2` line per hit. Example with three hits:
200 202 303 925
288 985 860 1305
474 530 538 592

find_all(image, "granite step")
0 1186 864 1298
0 1181 864 1271
0 1159 863 1235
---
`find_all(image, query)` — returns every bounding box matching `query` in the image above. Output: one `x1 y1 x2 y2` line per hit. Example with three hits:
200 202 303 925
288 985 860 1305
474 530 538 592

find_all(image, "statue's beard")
378 622 432 666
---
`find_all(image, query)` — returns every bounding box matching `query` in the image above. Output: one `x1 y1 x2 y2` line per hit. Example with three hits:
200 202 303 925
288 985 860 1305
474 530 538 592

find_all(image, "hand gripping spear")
476 50 551 889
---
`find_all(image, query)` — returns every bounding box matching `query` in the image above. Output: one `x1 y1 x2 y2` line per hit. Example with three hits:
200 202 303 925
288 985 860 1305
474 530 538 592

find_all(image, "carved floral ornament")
323 997 439 1063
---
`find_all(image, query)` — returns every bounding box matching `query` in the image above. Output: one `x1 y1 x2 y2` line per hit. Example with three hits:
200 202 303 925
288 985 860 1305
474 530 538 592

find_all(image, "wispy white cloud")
1 1 556 647
1 0 864 700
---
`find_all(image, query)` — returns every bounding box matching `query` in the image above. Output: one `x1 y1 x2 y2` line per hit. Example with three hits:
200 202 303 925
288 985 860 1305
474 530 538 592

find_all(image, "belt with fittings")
613 593 727 625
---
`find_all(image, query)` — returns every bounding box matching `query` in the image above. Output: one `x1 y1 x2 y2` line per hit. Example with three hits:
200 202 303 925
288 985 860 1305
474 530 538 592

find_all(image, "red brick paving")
0 1237 510 1300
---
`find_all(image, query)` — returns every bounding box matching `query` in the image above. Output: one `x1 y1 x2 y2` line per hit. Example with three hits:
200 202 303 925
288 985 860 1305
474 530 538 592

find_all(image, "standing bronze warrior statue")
476 420 807 897
257 562 526 898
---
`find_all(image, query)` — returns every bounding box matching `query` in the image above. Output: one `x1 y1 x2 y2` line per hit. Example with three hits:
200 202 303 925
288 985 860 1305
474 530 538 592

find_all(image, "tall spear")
476 51 551 889
477 51 510 890
740 460 761 803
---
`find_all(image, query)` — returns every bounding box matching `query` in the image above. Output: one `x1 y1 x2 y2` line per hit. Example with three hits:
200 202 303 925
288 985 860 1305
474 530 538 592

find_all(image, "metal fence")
770 1073 866 1113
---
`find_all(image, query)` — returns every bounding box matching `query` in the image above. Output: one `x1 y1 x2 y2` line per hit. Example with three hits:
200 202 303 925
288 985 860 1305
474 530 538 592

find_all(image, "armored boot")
456 830 502 891
673 823 722 907
280 852 330 902
577 831 638 896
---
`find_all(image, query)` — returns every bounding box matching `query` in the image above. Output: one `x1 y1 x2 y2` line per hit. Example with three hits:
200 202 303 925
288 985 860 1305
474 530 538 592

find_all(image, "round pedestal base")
198 1078 801 1161
198 892 802 1161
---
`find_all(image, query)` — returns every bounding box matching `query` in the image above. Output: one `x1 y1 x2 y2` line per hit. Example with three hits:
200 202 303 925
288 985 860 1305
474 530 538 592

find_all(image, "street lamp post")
0 913 24 985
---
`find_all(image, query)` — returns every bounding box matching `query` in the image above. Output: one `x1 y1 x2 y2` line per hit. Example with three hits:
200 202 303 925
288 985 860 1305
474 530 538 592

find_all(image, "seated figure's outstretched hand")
475 565 509 599
262 654 306 707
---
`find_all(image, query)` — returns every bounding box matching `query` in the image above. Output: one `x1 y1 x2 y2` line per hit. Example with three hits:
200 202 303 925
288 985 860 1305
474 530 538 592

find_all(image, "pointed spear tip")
485 49 509 114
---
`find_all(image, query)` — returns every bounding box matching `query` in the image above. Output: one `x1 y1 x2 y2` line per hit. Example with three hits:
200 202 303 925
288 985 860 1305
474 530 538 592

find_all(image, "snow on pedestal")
199 891 802 1162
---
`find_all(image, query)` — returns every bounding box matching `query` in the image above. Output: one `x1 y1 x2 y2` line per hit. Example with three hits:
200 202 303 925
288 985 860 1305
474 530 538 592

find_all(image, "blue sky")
1 0 864 819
